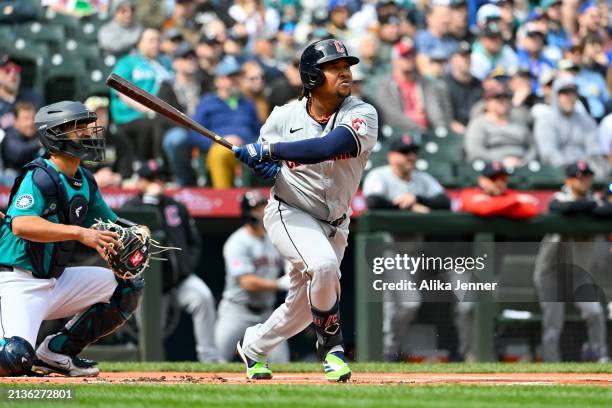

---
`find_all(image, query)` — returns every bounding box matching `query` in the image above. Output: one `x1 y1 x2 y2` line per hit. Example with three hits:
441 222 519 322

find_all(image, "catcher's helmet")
36 101 106 162
0 336 36 377
299 39 359 90
241 190 268 224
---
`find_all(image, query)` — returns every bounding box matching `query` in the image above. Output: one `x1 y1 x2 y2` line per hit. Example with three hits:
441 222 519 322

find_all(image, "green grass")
99 361 612 374
0 384 610 408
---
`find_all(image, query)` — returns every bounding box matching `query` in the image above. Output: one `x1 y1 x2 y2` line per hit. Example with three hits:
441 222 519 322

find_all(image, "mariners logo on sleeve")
351 117 367 136
15 194 34 209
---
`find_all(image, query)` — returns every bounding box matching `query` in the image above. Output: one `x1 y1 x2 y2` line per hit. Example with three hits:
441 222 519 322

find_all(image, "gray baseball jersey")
222 226 282 310
259 96 378 221
362 165 445 201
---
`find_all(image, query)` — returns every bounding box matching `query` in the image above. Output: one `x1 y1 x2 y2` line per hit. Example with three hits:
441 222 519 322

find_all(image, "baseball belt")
274 195 346 227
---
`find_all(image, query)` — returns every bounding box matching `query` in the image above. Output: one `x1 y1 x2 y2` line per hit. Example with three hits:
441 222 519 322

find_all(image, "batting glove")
234 142 274 167
254 161 281 179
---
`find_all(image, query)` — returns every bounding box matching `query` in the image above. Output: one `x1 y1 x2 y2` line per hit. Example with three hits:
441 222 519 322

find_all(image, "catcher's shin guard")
311 300 344 360
48 277 144 356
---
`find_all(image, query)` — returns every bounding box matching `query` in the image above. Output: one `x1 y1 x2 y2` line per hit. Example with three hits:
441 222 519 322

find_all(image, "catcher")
0 101 149 377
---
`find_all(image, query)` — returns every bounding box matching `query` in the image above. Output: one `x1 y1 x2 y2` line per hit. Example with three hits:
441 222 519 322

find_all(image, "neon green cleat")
236 340 272 380
324 351 352 382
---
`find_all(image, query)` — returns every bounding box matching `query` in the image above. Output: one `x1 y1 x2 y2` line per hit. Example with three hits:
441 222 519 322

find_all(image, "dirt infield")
1 372 612 386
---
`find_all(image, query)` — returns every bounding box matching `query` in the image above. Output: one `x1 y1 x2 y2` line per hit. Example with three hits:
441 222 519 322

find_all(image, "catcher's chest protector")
7 158 97 279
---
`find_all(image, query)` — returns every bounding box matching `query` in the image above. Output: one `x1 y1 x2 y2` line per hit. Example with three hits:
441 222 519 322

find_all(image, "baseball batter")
0 101 143 377
233 39 378 381
215 190 290 363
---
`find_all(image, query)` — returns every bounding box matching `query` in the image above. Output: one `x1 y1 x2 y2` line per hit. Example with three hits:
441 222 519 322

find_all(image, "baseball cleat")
33 336 99 377
236 340 272 380
324 351 351 382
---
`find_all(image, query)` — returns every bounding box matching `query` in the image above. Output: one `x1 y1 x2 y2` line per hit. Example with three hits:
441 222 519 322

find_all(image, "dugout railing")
355 211 612 362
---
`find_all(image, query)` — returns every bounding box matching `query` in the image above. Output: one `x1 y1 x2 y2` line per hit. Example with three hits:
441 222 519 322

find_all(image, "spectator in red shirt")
460 161 540 219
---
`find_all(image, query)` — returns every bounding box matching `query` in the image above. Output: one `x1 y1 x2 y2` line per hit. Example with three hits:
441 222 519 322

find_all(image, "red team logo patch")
129 250 144 267
351 117 367 136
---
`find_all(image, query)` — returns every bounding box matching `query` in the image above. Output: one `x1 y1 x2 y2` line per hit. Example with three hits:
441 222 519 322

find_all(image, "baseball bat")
105 73 236 152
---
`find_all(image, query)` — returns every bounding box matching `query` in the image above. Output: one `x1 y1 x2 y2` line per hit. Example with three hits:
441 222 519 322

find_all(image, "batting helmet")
299 39 359 90
0 336 36 377
36 101 106 162
241 190 268 224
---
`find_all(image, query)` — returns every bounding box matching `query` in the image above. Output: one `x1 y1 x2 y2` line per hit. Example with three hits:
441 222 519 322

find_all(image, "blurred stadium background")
0 0 611 365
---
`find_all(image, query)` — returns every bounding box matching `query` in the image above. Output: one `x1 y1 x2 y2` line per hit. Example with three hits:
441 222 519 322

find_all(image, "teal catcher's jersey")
0 159 117 275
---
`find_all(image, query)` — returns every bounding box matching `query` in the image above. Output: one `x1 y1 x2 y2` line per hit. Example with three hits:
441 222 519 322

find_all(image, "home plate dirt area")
1 372 612 386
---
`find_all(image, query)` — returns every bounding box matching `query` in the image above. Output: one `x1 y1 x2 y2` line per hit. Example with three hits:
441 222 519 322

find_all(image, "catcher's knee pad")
49 276 145 356
0 336 36 376
311 300 344 360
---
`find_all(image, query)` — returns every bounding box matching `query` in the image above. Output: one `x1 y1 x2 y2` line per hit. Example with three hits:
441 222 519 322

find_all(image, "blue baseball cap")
215 55 242 77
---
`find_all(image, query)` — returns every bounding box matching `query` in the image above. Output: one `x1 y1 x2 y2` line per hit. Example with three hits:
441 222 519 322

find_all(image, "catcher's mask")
241 190 267 226
36 101 106 162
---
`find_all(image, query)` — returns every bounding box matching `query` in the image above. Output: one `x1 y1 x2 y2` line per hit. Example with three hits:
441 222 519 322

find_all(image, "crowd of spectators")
0 0 610 190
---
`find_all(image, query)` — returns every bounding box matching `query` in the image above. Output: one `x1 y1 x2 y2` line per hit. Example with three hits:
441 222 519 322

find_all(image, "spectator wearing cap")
240 61 270 123
449 0 473 42
375 40 451 135
195 32 224 94
162 0 202 47
573 34 610 121
534 160 609 363
414 2 458 75
542 0 569 52
327 0 352 42
111 27 173 170
0 55 42 131
427 47 451 80
159 28 184 62
124 161 221 362
578 1 605 40
516 23 555 95
0 102 41 185
267 57 302 109
444 41 482 135
460 161 539 219
534 76 608 176
469 71 532 130
376 14 403 63
465 82 535 168
191 55 261 188
470 21 518 81
98 0 143 57
363 135 451 361
160 44 203 186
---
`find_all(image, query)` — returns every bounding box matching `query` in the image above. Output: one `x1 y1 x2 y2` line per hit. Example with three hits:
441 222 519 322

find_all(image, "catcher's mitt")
91 220 153 280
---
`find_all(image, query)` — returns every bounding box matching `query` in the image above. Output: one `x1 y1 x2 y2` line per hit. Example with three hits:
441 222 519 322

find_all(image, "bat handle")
231 145 239 153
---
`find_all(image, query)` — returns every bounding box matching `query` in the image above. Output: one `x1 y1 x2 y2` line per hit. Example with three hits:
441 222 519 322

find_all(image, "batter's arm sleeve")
272 126 357 164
